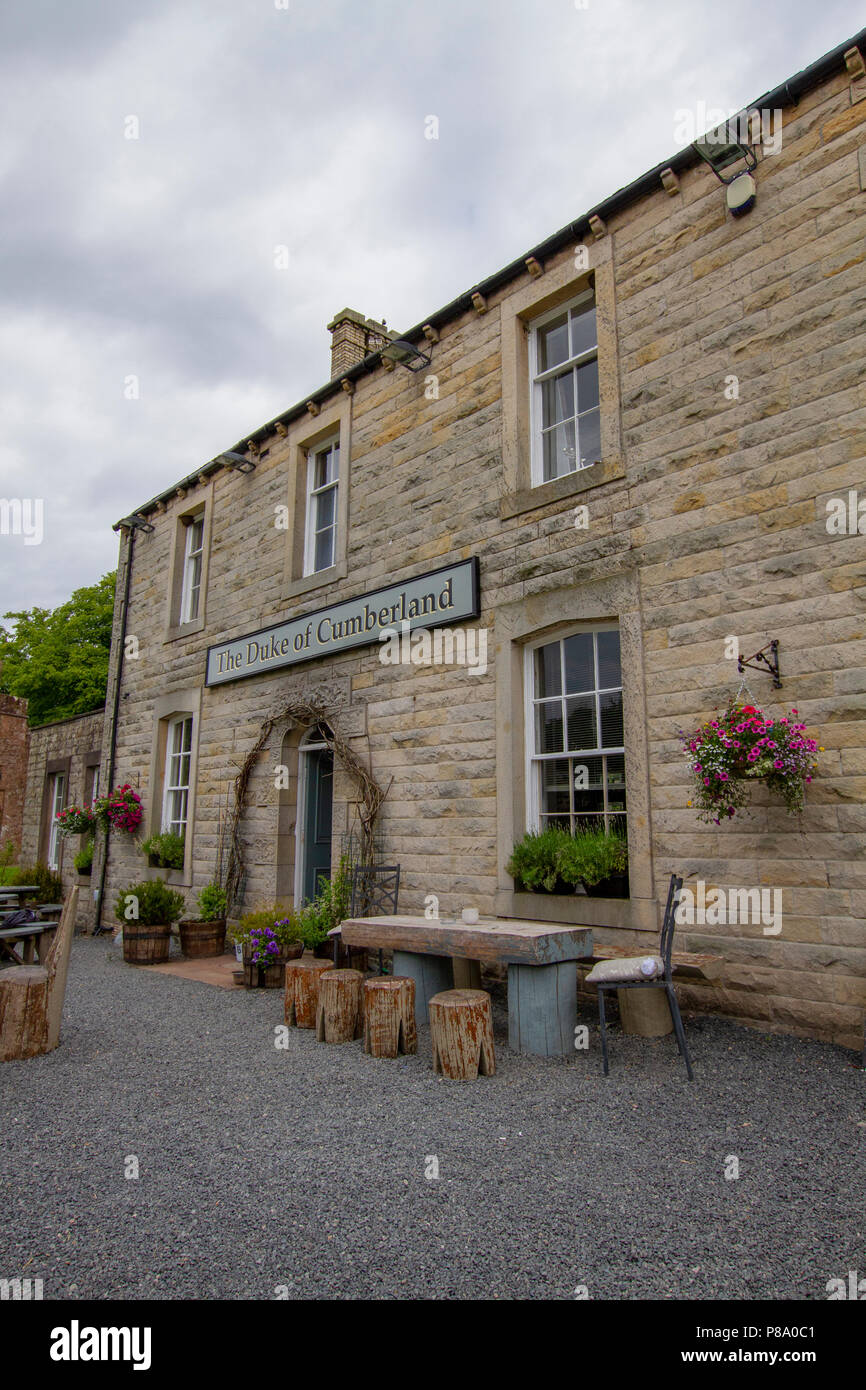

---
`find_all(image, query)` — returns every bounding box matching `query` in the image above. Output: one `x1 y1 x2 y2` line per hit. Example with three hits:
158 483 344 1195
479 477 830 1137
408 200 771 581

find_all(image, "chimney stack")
327 308 393 378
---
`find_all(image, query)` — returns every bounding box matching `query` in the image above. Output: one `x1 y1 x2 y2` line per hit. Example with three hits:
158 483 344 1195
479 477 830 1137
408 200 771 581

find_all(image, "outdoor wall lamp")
380 339 432 372
693 124 758 217
118 513 154 532
218 451 257 473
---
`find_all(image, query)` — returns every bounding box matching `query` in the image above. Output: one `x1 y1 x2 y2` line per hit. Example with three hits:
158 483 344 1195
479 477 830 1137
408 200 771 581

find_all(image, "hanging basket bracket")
737 639 781 689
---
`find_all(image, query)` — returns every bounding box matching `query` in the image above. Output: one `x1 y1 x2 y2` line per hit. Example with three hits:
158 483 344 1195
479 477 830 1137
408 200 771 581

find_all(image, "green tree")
0 572 116 726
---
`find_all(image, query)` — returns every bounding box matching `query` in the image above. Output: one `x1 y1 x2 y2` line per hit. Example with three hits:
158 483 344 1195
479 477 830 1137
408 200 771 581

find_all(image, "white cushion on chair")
586 955 665 985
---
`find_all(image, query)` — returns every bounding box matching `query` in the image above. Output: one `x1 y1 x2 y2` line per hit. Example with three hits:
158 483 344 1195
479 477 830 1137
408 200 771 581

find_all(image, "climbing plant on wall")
223 697 390 914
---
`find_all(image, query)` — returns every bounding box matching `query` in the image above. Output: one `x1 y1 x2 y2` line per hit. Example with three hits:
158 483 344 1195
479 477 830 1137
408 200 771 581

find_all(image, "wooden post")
618 987 673 1036
316 969 364 1044
284 958 334 1028
363 977 417 1057
452 958 481 990
507 961 576 1057
392 950 452 1025
0 966 49 1061
429 989 495 1080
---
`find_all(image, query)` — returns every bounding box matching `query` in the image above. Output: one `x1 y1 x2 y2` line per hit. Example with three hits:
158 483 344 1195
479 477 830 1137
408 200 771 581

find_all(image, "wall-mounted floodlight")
218 451 256 473
380 339 432 373
693 124 758 217
118 512 154 532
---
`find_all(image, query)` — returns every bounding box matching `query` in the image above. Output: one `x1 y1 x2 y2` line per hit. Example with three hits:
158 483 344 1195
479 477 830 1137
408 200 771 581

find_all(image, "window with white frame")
304 438 339 575
47 771 66 870
180 515 205 623
161 715 193 839
529 290 600 486
525 627 625 835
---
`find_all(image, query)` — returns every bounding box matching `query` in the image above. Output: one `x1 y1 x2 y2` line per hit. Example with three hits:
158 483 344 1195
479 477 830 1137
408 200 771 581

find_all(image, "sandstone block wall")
99 57 865 1049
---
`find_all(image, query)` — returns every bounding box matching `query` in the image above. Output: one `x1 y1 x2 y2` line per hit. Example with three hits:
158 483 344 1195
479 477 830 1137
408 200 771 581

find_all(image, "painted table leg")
508 961 576 1057
392 951 452 1025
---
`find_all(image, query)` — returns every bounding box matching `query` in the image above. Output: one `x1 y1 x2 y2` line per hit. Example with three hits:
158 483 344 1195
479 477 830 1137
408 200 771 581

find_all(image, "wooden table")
337 915 594 1057
0 885 41 905
0 921 58 966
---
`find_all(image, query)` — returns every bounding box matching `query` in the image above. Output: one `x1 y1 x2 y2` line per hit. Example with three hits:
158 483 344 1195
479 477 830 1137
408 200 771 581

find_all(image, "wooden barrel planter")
122 921 171 965
242 940 303 988
178 918 227 959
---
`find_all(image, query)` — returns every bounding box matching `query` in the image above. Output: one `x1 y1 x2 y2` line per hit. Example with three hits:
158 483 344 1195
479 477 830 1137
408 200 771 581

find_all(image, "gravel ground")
0 937 863 1302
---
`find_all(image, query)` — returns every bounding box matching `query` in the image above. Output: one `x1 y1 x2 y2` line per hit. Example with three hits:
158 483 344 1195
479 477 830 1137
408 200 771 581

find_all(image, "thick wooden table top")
338 915 593 966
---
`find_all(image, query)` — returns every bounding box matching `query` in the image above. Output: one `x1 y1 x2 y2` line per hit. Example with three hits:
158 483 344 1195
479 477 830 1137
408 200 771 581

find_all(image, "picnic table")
0 885 41 905
338 914 594 1057
0 920 59 967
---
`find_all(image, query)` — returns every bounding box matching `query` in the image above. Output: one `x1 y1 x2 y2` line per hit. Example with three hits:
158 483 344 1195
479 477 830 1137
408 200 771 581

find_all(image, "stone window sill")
285 560 347 602
164 615 205 644
500 457 626 521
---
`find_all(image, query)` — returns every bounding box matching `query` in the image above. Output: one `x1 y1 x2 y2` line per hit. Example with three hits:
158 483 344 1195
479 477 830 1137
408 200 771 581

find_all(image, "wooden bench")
337 915 593 1058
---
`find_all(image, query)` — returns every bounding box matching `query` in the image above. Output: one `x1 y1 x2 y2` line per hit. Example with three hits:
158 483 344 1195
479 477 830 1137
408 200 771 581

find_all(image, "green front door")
301 746 333 904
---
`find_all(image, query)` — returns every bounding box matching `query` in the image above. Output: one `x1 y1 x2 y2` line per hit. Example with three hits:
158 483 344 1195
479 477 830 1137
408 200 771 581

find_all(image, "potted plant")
555 825 630 898
506 826 574 894
178 881 228 958
236 906 304 987
114 878 185 965
141 831 186 871
74 838 95 877
298 858 353 959
681 702 820 825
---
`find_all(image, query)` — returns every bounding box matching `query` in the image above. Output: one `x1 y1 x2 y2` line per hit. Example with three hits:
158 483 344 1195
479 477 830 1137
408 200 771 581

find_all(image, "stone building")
20 708 105 928
94 30 865 1049
0 693 30 855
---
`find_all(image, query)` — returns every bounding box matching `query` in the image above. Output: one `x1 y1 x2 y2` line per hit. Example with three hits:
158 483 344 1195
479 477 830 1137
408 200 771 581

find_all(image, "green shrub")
554 826 629 889
114 878 185 926
0 839 18 871
74 839 95 873
196 882 228 921
141 831 186 870
5 861 65 901
506 826 573 892
297 857 351 949
236 904 302 950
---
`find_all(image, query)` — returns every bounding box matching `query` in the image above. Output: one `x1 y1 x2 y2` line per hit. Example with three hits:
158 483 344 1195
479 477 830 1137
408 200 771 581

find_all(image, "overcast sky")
0 0 858 616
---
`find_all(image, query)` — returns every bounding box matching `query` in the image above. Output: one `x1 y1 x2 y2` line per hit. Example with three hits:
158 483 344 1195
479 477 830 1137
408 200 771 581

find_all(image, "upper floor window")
304 438 339 576
526 626 625 836
162 715 193 838
180 515 205 623
530 290 599 486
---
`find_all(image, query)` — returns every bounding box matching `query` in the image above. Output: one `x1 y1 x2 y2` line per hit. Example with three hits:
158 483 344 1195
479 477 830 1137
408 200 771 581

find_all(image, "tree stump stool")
363 976 417 1058
284 958 335 1029
617 987 673 1037
316 969 364 1044
429 989 496 1080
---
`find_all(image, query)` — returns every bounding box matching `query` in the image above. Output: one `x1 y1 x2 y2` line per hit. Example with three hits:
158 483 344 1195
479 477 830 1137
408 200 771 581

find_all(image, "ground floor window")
162 715 193 837
525 625 625 835
47 771 66 870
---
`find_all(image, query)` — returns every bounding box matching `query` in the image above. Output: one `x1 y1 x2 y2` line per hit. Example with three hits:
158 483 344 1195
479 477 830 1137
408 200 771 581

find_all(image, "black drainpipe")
93 524 135 934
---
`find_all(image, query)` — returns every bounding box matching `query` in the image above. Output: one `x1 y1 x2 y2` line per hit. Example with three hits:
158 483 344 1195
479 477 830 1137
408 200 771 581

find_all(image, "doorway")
295 726 334 905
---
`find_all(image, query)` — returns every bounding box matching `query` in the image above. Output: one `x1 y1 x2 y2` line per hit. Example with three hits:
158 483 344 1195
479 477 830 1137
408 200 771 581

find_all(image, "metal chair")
334 864 401 971
585 873 693 1080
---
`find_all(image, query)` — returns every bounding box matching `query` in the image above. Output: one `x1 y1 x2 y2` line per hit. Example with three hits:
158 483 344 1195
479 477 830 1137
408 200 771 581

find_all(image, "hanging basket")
680 701 820 825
